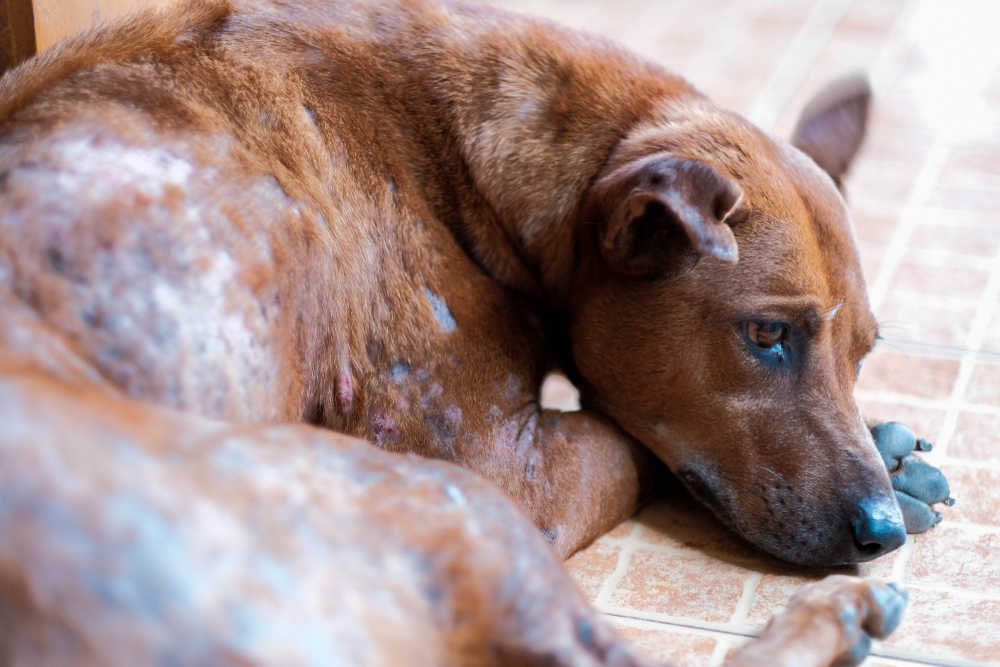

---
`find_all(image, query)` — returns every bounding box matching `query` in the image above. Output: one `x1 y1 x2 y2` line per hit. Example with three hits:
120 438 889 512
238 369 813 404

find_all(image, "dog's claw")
870 421 952 533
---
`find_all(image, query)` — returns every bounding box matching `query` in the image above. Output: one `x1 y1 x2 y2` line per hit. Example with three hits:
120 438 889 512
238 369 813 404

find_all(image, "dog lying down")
0 0 952 665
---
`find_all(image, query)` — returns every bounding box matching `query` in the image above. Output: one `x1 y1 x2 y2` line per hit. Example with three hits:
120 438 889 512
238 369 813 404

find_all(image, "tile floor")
520 0 1000 665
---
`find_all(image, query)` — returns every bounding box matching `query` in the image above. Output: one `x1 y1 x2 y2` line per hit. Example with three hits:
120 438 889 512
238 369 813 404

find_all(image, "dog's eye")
745 321 786 348
741 320 794 367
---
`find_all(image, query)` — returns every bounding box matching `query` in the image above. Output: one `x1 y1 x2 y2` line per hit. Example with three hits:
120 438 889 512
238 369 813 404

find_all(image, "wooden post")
1 0 167 72
0 0 35 72
31 0 165 53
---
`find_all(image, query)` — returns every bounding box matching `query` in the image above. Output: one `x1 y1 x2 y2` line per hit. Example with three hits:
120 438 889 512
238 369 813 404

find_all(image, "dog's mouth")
673 463 871 567
675 465 733 526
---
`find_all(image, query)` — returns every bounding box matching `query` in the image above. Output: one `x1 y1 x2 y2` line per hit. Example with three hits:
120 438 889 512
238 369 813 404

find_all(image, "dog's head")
570 76 904 567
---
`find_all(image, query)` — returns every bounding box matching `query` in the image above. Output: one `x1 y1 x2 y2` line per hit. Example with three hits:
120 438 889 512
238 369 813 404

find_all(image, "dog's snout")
850 496 906 560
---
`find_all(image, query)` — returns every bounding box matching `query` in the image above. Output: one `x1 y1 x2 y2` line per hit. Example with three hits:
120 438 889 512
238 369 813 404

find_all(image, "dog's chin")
674 465 863 568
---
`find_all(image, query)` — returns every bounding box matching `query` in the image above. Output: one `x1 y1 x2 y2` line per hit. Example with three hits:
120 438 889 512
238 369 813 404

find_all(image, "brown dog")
0 0 946 664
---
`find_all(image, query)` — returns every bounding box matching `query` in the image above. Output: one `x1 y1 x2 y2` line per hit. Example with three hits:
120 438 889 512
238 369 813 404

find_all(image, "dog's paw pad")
870 421 953 532
835 633 872 667
867 582 908 637
829 582 906 666
896 490 943 533
892 454 952 506
870 421 919 472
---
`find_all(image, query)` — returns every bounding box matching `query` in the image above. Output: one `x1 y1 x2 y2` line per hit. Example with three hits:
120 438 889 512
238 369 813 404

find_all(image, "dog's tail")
0 0 233 122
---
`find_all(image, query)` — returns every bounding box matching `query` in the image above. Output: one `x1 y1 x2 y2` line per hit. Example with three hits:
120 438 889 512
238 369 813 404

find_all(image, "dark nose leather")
850 496 906 560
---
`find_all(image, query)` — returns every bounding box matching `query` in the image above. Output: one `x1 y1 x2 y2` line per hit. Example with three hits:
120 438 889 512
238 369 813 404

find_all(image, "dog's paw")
786 576 908 667
870 422 954 533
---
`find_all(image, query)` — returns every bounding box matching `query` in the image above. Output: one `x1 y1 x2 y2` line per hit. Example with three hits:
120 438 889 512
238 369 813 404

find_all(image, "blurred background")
3 0 998 664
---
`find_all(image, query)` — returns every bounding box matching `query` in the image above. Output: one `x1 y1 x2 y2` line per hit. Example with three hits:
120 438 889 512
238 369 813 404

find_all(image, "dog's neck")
333 1 696 306
426 15 695 306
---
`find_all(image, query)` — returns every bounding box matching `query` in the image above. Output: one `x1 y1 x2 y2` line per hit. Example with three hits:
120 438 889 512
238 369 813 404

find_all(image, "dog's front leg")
490 407 660 559
725 575 907 667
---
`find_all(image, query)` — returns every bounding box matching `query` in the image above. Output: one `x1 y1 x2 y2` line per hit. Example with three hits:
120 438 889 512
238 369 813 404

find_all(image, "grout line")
593 528 640 608
867 140 950 312
931 245 1000 455
856 389 1000 414
728 572 763 627
889 537 913 583
681 0 777 85
903 579 1000 600
598 607 762 638
866 0 923 86
709 635 734 666
746 0 856 129
881 248 999 272
868 649 989 667
878 291 986 310
873 339 1000 362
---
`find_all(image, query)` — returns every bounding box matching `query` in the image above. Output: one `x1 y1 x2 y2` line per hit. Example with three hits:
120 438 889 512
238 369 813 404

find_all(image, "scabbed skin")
0 364 906 666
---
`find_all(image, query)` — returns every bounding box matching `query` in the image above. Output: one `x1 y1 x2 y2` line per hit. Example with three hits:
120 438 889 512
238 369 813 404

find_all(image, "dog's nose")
850 496 906 560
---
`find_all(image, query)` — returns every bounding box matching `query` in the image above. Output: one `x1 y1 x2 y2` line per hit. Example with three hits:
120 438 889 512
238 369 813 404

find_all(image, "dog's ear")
594 154 742 278
791 73 871 188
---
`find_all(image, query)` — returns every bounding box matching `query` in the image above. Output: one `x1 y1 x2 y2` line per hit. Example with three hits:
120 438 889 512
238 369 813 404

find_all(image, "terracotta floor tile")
745 573 823 626
855 547 903 581
937 463 1000 529
745 550 900 627
875 292 977 348
982 312 1000 354
859 243 887 284
633 496 763 565
861 125 934 165
882 587 1000 663
966 361 1000 406
609 619 720 667
949 411 1000 463
565 538 623 603
855 400 947 444
849 160 920 208
851 201 902 246
944 141 1000 177
909 219 1000 258
606 518 638 540
906 524 1000 595
605 547 748 623
926 184 1000 212
855 348 960 400
887 256 990 301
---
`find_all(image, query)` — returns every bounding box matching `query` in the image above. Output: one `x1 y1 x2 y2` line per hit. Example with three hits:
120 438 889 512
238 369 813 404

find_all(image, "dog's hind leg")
0 361 656 667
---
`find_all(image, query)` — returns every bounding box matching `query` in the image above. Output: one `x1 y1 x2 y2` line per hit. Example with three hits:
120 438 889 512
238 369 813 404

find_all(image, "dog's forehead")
681 137 876 349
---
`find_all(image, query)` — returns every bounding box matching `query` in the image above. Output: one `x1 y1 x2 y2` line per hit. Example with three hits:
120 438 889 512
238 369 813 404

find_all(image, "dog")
0 0 950 664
